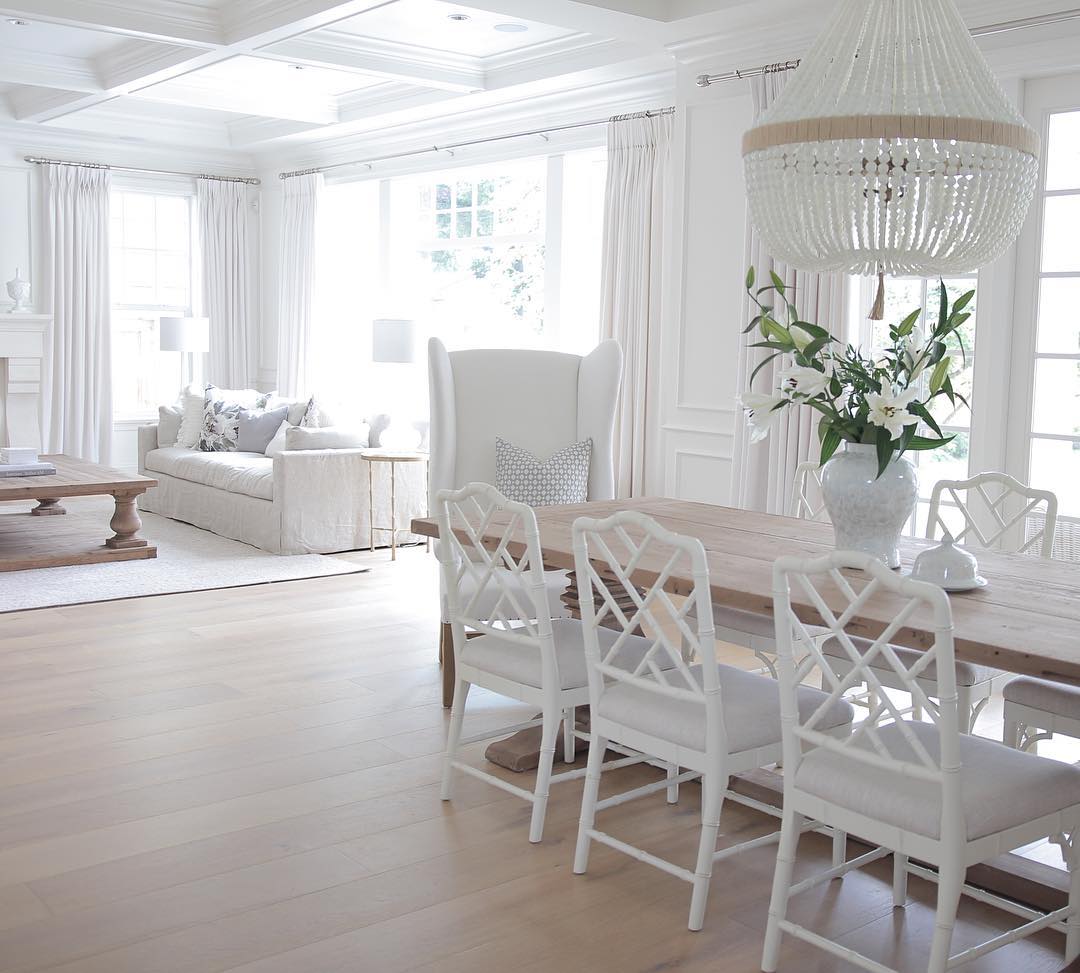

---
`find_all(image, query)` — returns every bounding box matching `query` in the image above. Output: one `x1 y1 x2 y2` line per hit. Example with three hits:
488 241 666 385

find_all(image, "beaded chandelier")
742 0 1040 280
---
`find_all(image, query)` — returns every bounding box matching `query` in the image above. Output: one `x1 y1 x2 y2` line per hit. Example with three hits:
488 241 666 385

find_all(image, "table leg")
390 461 397 561
31 498 65 516
368 463 374 554
105 492 148 549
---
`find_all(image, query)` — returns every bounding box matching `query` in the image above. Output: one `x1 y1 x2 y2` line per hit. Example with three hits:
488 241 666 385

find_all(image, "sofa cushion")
145 446 274 501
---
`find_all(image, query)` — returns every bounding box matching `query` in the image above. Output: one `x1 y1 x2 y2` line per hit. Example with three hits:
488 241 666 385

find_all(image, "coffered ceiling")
2 0 1079 169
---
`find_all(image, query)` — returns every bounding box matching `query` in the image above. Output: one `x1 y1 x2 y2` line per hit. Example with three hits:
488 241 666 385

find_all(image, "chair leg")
831 829 846 869
762 808 804 973
528 705 560 843
911 700 923 722
1063 833 1080 963
958 686 974 734
563 706 575 763
574 733 608 874
688 773 724 931
666 762 680 804
893 853 908 907
1003 715 1022 750
926 863 964 973
441 679 471 800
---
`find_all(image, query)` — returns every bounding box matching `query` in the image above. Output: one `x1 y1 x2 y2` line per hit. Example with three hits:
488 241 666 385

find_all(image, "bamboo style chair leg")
441 679 471 800
574 733 608 873
893 853 909 907
563 706 575 763
1067 840 1080 963
666 762 680 804
528 704 561 843
761 808 804 973
926 863 964 973
688 773 725 931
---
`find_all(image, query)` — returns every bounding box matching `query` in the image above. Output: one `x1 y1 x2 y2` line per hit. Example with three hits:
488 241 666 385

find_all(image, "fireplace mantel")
0 314 50 449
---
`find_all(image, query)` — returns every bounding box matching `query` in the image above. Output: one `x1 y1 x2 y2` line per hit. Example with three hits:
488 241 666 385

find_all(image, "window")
109 190 195 419
1026 109 1080 519
311 147 607 408
857 274 978 536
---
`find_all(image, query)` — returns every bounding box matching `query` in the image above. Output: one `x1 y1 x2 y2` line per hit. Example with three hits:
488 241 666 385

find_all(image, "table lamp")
160 316 209 390
372 319 421 449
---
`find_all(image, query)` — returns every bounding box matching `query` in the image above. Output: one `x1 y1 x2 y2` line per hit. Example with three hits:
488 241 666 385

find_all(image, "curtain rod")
277 106 675 180
696 7 1080 86
23 156 260 185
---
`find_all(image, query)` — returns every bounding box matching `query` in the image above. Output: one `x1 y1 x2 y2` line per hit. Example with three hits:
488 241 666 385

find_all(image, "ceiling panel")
332 0 577 58
0 18 125 58
151 55 385 99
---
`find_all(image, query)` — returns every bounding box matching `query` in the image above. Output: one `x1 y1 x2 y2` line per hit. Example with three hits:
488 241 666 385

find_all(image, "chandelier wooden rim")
742 114 1039 157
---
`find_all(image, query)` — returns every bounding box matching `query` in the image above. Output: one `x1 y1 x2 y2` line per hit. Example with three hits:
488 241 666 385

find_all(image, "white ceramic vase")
820 442 918 568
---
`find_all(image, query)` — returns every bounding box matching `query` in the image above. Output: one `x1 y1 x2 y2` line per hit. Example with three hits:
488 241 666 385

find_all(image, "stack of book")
0 448 56 478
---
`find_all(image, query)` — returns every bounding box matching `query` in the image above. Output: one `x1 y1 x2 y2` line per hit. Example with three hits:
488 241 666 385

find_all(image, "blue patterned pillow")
494 437 591 506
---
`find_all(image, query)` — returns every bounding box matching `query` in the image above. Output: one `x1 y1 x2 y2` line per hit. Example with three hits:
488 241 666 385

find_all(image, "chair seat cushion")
460 618 659 691
821 635 998 688
596 664 853 755
1004 676 1080 719
796 720 1080 840
145 446 275 501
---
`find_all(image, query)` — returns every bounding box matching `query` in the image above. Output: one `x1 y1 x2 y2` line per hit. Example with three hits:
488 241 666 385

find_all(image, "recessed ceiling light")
493 22 528 33
447 13 471 22
6 18 30 26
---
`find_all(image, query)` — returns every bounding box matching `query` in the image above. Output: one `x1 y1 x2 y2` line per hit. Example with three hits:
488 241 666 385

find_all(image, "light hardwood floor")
0 544 1070 972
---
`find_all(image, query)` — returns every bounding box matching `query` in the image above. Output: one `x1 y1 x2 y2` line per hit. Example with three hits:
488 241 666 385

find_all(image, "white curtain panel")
599 111 673 498
731 70 848 514
41 164 112 463
276 172 323 397
198 179 255 388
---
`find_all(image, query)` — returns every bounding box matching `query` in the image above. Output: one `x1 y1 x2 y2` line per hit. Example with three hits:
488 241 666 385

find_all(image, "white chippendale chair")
571 510 853 931
437 483 652 843
823 471 1056 733
697 461 828 678
428 336 622 706
764 550 1080 973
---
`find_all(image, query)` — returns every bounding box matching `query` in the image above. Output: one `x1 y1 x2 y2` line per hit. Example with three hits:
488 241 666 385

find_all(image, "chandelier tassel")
868 269 886 321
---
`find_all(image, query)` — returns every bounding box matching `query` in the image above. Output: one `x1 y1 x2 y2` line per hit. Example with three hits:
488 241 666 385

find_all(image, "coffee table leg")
106 493 148 549
31 498 66 516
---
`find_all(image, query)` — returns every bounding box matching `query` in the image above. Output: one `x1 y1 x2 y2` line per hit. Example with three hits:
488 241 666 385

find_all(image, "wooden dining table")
411 496 1080 909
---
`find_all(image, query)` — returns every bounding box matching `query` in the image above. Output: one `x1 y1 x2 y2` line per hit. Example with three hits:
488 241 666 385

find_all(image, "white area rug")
0 496 365 612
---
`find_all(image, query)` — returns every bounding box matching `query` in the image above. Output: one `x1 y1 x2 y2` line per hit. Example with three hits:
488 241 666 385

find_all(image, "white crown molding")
0 49 101 92
485 35 655 90
134 75 340 125
97 39 208 89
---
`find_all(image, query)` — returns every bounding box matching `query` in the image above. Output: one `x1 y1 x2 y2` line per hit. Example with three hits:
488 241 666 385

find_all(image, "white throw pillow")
495 437 592 505
284 424 370 451
266 395 309 426
265 419 289 458
176 385 205 448
157 405 183 447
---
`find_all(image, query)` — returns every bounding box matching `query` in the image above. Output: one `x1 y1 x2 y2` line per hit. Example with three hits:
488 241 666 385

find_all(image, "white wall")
650 63 753 503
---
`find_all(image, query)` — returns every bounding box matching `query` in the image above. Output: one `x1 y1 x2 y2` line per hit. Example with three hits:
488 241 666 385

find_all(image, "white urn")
820 442 918 568
5 268 31 312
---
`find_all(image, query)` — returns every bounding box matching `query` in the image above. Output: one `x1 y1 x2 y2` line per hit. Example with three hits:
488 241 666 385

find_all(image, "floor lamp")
160 316 209 391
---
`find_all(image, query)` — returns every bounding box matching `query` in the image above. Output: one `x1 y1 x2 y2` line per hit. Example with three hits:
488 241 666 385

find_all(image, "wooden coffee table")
0 454 157 571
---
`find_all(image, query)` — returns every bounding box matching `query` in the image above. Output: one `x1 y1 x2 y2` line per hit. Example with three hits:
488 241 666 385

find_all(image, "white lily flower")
790 324 814 353
903 326 930 376
739 392 786 444
778 364 831 398
866 387 921 439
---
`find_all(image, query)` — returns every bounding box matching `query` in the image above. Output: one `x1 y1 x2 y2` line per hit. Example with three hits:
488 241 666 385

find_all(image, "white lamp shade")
372 319 416 364
159 316 210 353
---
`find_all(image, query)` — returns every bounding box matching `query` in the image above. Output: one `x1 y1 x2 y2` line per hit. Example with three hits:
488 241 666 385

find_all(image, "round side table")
361 449 429 560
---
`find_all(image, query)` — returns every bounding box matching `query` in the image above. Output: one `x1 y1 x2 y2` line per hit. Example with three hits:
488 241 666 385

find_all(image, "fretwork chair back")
824 471 1057 734
701 461 830 678
571 510 854 931
764 550 1080 973
437 482 648 843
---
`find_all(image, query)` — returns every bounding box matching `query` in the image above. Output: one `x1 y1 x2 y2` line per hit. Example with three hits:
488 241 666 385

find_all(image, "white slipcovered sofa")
137 424 426 555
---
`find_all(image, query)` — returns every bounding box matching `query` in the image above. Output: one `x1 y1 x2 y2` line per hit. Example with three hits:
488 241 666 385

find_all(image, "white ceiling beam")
9 85 108 123
261 33 485 92
0 0 224 47
219 0 399 45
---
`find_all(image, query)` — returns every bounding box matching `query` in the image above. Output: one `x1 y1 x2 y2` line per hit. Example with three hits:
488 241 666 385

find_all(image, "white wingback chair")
428 336 622 705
